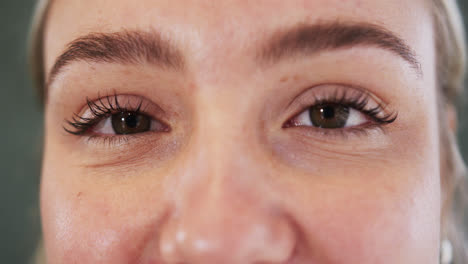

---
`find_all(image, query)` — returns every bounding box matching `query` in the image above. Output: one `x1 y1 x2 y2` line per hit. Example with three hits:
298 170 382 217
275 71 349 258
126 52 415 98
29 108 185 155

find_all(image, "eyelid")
282 84 397 132
64 94 170 136
79 94 165 120
284 84 395 121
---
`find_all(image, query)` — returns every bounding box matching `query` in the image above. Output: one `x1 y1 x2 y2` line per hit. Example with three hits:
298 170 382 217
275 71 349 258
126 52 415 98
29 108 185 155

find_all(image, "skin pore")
41 0 441 263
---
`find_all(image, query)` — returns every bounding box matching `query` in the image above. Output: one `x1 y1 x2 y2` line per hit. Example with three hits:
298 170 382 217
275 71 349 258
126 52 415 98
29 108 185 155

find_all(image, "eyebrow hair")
258 21 422 76
48 30 184 86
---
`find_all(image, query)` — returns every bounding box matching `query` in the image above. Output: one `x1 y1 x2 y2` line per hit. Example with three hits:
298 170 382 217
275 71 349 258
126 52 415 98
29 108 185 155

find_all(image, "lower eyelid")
288 124 388 142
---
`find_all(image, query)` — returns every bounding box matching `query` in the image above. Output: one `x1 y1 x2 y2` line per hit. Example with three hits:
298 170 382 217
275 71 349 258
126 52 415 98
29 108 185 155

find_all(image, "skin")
42 0 442 263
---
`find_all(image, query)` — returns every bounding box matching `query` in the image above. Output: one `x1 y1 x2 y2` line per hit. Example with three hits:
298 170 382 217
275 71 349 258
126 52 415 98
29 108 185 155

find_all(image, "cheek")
283 155 441 263
41 182 130 263
40 156 169 264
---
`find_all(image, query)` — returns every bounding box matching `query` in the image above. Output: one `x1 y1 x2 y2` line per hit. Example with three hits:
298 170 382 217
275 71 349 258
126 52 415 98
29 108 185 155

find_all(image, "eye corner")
282 119 296 129
282 86 398 136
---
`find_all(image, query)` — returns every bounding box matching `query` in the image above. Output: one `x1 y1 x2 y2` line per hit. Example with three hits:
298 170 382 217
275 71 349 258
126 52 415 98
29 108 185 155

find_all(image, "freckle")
189 83 197 91
122 69 132 76
280 76 289 83
293 75 300 81
103 208 110 217
77 192 83 198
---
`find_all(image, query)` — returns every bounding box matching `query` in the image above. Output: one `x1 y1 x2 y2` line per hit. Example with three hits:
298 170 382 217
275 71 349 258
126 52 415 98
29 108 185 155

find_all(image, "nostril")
249 219 298 263
157 183 298 263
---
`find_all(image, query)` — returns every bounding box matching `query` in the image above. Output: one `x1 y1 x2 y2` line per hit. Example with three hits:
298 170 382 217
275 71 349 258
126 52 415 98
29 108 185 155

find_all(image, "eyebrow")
48 30 184 86
258 21 422 76
48 22 421 87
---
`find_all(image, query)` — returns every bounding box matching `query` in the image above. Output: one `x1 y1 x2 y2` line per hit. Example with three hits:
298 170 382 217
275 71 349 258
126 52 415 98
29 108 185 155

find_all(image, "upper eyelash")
320 90 397 123
284 89 398 128
64 94 144 136
65 90 397 135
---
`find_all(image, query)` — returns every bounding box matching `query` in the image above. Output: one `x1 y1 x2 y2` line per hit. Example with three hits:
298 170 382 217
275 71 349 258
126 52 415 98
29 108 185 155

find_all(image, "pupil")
320 106 335 119
125 114 138 128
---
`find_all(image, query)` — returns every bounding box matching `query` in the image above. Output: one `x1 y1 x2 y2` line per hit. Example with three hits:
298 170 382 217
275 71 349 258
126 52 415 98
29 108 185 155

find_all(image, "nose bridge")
176 96 266 235
158 98 296 263
178 129 262 216
192 92 258 186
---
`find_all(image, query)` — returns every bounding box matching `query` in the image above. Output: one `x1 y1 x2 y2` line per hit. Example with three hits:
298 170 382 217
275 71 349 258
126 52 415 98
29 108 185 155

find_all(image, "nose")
158 147 297 263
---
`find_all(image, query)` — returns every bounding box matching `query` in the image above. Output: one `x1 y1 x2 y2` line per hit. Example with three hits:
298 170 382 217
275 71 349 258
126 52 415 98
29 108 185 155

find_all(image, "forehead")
44 0 432 74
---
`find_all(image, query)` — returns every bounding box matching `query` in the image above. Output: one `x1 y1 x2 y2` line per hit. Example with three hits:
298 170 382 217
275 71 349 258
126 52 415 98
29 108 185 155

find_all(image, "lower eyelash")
85 134 133 146
293 122 390 142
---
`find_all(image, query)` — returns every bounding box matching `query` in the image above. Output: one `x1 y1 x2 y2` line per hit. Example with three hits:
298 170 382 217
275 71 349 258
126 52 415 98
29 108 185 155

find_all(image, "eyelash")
283 89 397 128
65 89 396 138
64 94 145 136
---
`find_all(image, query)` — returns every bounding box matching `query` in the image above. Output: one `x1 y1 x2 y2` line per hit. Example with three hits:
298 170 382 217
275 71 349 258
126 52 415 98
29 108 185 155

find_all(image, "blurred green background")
1 0 468 263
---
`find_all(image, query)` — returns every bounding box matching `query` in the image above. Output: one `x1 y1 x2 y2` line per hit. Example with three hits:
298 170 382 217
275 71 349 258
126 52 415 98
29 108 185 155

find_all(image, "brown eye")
111 111 151 135
288 103 369 129
309 104 350 129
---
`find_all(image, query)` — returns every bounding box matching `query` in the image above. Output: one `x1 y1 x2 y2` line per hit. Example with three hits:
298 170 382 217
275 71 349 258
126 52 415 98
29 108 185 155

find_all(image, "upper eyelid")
292 82 391 104
64 94 169 135
75 94 166 120
285 84 393 114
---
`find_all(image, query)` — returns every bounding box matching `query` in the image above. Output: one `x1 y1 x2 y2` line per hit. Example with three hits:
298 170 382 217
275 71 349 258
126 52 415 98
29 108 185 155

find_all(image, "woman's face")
42 0 441 263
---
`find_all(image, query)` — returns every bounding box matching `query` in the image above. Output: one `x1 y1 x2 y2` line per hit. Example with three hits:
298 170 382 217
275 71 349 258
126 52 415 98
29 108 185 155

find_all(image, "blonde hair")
28 0 468 263
430 0 468 262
